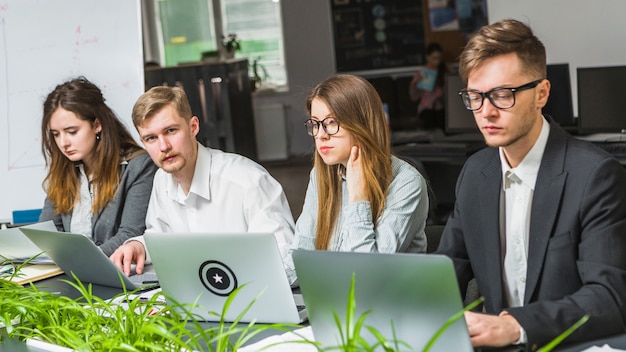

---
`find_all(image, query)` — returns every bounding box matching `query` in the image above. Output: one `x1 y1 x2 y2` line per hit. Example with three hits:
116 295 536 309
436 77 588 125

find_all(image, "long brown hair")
306 74 392 250
41 77 144 214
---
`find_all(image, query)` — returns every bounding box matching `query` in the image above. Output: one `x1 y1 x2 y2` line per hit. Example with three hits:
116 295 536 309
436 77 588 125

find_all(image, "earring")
96 131 101 141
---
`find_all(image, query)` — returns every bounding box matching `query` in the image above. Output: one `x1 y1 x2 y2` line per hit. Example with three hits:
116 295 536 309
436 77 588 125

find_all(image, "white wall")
0 0 143 221
487 0 626 116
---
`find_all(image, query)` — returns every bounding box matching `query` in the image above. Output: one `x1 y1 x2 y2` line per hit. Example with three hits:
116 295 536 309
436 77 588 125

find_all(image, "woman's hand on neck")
345 145 367 203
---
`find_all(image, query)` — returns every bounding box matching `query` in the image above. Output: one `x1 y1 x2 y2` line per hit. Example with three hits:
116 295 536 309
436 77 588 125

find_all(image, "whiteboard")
0 0 144 221
487 0 626 117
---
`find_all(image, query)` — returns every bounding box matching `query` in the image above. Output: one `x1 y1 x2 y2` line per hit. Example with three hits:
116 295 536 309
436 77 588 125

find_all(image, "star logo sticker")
199 260 238 296
213 273 223 283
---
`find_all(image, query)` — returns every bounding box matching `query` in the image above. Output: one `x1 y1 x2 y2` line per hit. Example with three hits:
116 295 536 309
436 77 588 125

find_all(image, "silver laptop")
0 221 56 264
144 232 307 323
292 250 474 352
19 228 157 290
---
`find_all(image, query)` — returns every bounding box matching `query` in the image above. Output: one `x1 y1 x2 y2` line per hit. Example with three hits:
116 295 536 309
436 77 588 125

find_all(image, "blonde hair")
306 74 392 250
132 86 192 128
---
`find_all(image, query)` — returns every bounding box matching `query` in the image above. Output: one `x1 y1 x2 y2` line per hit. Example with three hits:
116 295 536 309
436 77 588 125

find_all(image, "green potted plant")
222 33 241 60
0 257 299 351
249 57 269 92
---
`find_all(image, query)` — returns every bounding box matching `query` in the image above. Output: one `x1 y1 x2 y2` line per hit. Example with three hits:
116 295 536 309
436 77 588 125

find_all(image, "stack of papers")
3 264 63 285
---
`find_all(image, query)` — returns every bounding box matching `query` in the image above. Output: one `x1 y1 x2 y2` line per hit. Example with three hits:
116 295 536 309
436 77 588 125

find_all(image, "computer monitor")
366 76 397 120
544 63 575 127
395 75 419 122
577 65 626 134
444 73 478 134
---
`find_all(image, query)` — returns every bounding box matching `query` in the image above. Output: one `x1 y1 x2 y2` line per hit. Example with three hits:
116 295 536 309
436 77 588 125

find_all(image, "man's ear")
190 115 200 137
537 79 550 109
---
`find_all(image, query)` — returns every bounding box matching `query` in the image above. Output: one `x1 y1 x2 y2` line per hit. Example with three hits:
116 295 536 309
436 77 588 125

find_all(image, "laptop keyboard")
129 271 158 285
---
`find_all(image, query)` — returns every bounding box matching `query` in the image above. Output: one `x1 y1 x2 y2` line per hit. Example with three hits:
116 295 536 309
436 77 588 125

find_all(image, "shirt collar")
166 142 212 202
500 116 550 191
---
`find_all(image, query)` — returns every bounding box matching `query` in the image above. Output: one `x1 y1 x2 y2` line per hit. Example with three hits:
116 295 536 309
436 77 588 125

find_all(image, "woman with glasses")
39 77 157 256
284 74 429 286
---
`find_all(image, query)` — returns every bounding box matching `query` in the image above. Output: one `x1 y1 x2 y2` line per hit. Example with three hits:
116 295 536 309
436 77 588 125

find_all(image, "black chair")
464 278 481 309
398 155 440 225
425 224 445 253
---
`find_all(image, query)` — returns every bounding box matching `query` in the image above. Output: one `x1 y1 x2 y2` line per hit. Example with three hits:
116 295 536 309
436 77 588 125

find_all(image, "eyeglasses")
304 117 340 137
459 79 543 111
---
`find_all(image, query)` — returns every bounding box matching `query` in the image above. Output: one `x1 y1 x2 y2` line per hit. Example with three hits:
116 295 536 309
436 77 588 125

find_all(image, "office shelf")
145 59 257 161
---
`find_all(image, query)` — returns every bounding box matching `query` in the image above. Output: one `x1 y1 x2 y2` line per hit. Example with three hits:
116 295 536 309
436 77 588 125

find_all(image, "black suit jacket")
437 120 626 350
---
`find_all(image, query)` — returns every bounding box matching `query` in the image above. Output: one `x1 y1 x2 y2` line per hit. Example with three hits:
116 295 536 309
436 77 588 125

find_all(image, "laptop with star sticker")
143 232 307 323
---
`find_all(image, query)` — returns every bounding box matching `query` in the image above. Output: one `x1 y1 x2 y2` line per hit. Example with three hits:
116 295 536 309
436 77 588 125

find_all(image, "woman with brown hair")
39 77 157 256
284 74 429 285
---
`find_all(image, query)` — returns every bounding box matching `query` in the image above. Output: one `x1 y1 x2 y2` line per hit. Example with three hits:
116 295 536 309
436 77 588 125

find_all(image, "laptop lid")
0 221 56 264
144 232 306 323
293 250 474 352
19 228 155 290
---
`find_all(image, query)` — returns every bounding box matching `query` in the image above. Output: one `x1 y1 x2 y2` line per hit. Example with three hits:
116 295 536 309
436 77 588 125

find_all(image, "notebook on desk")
19 228 157 290
143 232 307 323
3 263 64 285
292 250 474 352
0 221 56 264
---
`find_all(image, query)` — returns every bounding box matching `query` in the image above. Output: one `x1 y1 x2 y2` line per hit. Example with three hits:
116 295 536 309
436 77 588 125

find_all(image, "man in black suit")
436 19 626 350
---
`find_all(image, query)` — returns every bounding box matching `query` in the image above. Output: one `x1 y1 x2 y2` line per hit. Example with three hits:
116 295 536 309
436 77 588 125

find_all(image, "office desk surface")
4 334 626 351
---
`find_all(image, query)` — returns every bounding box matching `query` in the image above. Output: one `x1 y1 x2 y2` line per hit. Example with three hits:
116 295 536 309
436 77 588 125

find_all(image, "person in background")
409 42 449 131
436 19 626 348
40 77 157 256
110 86 294 275
283 74 429 286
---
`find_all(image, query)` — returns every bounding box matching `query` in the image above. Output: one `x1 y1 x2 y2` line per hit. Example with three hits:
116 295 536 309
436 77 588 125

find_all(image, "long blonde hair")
41 77 144 214
306 74 392 250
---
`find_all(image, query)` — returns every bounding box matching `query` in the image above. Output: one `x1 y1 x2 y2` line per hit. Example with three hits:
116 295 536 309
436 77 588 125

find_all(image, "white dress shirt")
134 143 295 261
71 164 93 239
499 116 550 344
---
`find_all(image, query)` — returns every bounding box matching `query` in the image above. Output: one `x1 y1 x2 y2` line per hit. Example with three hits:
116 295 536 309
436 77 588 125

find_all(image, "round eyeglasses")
304 117 340 137
459 79 543 111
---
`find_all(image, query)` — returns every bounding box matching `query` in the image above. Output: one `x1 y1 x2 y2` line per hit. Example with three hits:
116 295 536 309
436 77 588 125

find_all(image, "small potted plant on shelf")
249 56 269 92
222 33 241 59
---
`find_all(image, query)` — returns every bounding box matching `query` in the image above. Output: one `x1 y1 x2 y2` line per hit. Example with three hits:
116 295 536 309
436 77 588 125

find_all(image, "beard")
160 154 187 174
